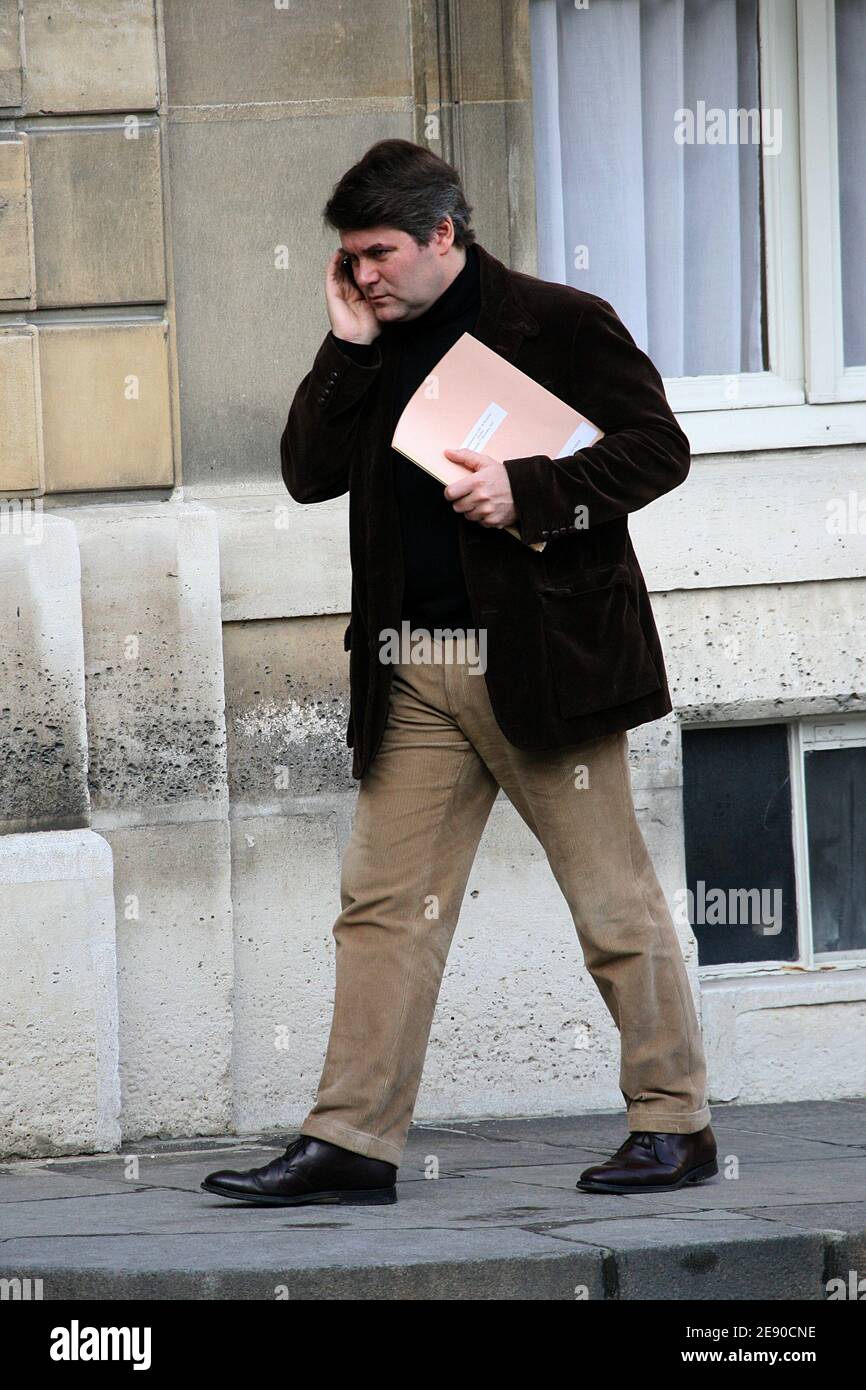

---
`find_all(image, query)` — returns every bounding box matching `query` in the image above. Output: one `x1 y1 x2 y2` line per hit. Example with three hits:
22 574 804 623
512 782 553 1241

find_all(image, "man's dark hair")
323 139 476 249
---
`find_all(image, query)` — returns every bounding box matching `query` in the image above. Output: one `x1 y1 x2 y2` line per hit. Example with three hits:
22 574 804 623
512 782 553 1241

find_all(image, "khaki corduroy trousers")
299 636 711 1167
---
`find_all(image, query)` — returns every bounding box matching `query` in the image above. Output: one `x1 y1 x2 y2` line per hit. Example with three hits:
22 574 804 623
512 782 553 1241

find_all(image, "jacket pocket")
538 563 661 719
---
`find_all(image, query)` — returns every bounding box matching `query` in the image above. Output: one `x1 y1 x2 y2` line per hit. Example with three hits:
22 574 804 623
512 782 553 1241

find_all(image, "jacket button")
541 529 550 539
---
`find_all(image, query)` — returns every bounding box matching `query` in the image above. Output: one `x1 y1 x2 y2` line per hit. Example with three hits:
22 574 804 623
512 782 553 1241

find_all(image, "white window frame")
658 0 866 454
680 713 866 982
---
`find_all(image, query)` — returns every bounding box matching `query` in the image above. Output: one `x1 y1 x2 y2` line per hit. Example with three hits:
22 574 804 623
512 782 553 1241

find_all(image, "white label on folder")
461 401 508 452
556 420 598 456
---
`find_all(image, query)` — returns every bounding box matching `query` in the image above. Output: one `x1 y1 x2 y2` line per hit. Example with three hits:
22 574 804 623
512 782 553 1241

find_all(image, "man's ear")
434 216 455 254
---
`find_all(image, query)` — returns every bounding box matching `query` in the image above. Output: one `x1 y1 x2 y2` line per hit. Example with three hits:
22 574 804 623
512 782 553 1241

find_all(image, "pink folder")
391 331 604 551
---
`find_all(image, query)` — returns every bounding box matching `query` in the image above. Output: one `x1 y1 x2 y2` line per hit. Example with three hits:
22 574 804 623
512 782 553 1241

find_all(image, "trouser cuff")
299 1117 403 1167
627 1104 712 1134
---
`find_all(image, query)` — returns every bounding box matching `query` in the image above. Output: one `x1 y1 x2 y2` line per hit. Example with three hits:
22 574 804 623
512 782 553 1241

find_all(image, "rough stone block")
703 973 866 1107
0 0 21 108
627 711 681 789
0 135 31 301
658 577 866 716
163 0 410 105
223 612 353 805
38 321 173 492
167 110 406 487
58 503 228 821
0 829 120 1158
105 819 234 1141
0 329 42 492
456 0 531 104
0 515 89 832
28 120 165 307
209 495 351 623
229 811 343 1133
632 448 866 590
22 0 159 114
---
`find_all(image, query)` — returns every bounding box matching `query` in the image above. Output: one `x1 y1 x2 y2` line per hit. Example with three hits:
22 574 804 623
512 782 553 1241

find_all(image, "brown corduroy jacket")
280 241 689 781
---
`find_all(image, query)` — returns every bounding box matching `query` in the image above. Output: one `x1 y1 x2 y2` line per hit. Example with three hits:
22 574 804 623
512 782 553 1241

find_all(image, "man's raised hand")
325 250 381 346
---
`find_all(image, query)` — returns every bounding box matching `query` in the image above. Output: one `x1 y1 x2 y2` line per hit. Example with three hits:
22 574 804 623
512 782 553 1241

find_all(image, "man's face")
338 223 462 323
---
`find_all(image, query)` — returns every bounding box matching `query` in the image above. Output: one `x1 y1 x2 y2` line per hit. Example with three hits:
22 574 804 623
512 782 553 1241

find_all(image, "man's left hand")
442 448 518 530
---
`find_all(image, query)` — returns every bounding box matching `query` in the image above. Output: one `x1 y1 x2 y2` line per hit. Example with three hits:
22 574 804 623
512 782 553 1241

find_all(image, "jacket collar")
472 241 540 359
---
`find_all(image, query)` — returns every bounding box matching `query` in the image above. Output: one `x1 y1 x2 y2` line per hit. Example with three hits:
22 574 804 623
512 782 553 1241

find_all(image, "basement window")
681 716 866 975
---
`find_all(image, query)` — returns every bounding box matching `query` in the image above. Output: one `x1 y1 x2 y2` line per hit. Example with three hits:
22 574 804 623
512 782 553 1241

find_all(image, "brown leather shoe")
576 1124 718 1193
201 1135 397 1206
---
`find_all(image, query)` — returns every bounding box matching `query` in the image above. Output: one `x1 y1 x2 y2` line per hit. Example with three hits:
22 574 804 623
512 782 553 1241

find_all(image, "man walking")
202 139 716 1208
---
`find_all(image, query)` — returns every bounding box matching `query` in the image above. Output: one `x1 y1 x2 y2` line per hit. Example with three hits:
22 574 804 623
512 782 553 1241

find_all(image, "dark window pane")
836 0 866 366
804 746 866 954
682 725 798 966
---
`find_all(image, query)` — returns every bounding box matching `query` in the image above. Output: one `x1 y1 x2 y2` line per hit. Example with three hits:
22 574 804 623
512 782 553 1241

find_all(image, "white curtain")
530 0 763 378
836 0 866 367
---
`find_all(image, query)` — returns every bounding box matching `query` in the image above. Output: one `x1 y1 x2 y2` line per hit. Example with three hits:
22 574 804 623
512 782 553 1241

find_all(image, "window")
682 716 866 974
833 0 866 370
531 0 765 380
529 0 866 452
803 731 866 954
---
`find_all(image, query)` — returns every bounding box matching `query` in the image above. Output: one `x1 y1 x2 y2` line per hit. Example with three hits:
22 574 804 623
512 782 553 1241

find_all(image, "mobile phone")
339 254 358 290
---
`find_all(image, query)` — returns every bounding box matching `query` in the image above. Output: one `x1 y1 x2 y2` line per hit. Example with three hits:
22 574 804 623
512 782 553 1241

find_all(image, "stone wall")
1 0 864 1159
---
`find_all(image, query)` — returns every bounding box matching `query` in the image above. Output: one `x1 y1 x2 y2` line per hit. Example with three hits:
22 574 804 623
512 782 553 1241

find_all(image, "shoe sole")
575 1158 719 1194
200 1180 397 1207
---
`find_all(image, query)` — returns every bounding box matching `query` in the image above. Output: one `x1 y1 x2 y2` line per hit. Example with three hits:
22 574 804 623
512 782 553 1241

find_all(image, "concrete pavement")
1 1099 864 1300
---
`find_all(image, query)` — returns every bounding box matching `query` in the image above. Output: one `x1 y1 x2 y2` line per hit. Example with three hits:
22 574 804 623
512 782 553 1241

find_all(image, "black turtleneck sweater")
330 243 481 630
